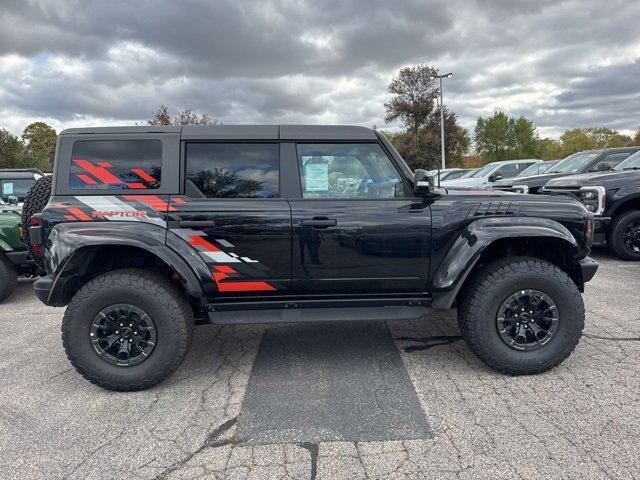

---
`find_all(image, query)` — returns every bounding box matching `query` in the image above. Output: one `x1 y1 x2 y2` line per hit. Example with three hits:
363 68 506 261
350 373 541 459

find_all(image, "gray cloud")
0 0 638 137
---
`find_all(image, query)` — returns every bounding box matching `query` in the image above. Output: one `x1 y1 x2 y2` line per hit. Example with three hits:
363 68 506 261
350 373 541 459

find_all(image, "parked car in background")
427 168 473 184
543 151 640 260
0 169 44 204
492 160 561 192
0 198 40 301
491 147 640 194
441 159 542 189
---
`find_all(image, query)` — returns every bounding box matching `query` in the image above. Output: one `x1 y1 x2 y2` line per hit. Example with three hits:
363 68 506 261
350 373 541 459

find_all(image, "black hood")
491 172 575 189
545 169 640 190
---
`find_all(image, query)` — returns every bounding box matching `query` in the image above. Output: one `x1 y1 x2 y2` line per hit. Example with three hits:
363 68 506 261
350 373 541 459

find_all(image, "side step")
204 297 430 325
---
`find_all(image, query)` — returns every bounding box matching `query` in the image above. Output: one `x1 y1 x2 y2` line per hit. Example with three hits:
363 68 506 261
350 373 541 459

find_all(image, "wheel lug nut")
120 339 124 342
134 332 137 335
120 323 123 327
115 330 119 334
129 324 132 327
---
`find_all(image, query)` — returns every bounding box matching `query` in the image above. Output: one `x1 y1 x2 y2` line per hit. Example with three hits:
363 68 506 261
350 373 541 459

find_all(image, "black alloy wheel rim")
90 304 157 366
496 289 559 351
623 220 640 253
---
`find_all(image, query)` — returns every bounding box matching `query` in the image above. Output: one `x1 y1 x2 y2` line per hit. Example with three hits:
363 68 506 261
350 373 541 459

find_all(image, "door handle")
178 220 216 228
300 218 337 228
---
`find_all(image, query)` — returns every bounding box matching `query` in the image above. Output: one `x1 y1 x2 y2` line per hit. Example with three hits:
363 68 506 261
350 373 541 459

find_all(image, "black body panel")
167 197 292 298
289 199 431 294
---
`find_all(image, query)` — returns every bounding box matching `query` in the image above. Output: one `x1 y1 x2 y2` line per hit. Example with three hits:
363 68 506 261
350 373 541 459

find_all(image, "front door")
289 142 431 295
168 142 291 298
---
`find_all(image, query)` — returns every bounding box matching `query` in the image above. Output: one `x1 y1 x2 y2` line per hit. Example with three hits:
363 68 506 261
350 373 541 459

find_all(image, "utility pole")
431 72 453 170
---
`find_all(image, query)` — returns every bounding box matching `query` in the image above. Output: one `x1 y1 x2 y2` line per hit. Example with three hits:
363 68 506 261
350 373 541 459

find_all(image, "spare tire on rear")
21 175 52 269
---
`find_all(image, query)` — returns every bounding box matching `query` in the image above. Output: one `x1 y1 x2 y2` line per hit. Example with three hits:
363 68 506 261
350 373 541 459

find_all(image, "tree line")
0 122 58 172
381 64 640 170
2 77 639 173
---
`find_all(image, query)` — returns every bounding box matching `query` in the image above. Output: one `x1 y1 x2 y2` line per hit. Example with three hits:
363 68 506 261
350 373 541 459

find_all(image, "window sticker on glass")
304 162 329 192
3 182 13 196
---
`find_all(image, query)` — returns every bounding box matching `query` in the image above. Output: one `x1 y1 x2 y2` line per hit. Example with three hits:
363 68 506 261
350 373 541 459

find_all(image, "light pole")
431 72 453 170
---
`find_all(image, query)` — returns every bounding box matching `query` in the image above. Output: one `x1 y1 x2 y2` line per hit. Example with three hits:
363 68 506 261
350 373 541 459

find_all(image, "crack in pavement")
584 333 640 342
299 442 318 480
395 335 463 352
153 417 237 480
48 368 72 380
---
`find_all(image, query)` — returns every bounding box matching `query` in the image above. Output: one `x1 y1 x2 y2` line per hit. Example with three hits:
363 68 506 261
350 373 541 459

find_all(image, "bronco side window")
70 140 162 190
296 143 407 199
185 143 279 198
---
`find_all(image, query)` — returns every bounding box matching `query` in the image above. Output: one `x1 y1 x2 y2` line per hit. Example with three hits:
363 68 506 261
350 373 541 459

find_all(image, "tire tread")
458 256 584 375
61 268 194 391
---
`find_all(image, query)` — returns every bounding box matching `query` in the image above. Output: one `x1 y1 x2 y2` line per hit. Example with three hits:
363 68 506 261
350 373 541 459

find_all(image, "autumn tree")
383 65 469 170
148 105 219 126
22 121 57 170
0 129 25 169
384 108 470 170
384 65 438 135
545 127 632 159
632 129 640 146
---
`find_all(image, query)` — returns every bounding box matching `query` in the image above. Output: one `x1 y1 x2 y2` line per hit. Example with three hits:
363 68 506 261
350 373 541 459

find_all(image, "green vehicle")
0 197 39 301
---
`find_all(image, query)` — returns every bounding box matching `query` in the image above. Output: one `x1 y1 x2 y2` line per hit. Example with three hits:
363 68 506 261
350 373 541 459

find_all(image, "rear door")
287 142 431 295
168 140 291 298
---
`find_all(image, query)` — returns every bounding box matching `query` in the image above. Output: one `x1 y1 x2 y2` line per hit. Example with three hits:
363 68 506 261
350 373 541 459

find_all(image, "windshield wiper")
623 167 640 170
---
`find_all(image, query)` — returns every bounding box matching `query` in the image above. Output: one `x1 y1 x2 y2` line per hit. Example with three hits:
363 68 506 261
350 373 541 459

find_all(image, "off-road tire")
608 210 640 261
0 253 18 302
62 269 194 391
21 175 52 268
458 256 584 375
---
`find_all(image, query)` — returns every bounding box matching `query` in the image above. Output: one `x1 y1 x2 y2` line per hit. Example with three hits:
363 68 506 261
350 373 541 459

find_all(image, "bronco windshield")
547 151 600 174
615 151 640 171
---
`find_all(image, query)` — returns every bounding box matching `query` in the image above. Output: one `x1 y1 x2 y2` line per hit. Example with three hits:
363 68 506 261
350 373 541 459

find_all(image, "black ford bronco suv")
29 125 598 391
543 150 640 260
492 146 640 194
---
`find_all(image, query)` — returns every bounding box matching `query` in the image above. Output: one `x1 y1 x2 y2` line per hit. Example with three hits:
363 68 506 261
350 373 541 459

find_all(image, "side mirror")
413 169 432 196
7 195 18 205
490 172 503 182
594 163 612 172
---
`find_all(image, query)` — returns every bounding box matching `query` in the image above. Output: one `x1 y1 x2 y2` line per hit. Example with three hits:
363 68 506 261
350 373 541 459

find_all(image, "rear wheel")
458 256 584 375
21 175 52 269
608 210 640 260
62 269 194 391
0 253 18 302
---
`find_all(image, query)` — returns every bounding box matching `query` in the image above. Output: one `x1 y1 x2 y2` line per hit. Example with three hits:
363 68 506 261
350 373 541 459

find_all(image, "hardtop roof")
60 124 378 141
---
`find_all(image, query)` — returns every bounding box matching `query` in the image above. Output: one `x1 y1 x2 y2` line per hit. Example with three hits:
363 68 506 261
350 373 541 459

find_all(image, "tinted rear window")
70 140 162 190
185 143 279 198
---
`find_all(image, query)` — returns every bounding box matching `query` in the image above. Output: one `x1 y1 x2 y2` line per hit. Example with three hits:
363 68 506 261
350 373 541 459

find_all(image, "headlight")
512 185 529 194
578 186 606 215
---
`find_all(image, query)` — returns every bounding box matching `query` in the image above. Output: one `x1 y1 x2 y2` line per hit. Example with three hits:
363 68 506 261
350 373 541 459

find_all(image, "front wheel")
62 269 194 391
608 210 640 261
458 257 584 375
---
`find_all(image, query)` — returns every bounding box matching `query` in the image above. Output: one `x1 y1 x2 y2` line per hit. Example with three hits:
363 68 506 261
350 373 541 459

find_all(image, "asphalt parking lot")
1 249 638 480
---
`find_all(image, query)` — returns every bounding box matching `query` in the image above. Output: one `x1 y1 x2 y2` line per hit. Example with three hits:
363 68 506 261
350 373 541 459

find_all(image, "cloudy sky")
1 0 639 139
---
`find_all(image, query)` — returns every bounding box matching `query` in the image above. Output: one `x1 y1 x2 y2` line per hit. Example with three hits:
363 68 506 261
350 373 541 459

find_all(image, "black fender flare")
44 222 205 306
609 189 640 216
429 217 580 309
